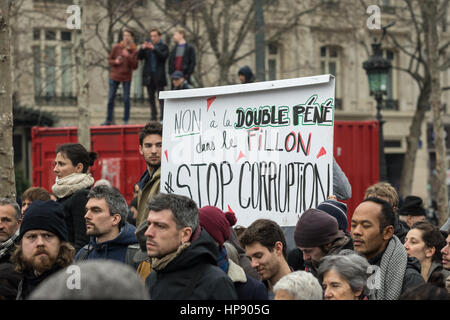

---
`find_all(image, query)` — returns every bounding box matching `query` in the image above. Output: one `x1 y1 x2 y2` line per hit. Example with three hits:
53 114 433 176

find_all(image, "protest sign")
159 74 335 227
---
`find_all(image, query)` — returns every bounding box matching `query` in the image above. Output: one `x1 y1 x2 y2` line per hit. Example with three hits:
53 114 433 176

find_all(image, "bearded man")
11 200 75 299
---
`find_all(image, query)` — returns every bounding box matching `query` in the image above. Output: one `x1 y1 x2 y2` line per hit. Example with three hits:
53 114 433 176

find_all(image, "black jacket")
16 265 62 300
168 42 196 80
57 188 90 252
137 41 169 87
146 229 238 300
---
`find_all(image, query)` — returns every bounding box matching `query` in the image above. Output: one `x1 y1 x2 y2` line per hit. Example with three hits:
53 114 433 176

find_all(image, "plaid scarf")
375 235 407 300
0 229 19 259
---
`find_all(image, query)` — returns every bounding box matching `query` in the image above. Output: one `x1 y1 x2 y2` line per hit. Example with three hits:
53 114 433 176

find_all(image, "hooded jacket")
146 229 238 300
136 166 161 227
75 222 138 265
238 66 254 83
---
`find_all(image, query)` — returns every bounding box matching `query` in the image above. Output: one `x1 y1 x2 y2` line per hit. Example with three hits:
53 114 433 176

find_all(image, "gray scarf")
375 235 407 300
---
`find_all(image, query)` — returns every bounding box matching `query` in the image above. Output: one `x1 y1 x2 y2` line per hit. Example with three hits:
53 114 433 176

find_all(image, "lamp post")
363 39 391 182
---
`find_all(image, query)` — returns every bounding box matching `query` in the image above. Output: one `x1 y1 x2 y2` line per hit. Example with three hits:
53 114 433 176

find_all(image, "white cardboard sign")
159 74 335 227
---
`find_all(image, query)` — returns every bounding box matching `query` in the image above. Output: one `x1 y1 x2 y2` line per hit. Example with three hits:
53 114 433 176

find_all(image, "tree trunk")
399 81 431 197
0 1 16 199
421 0 449 226
74 0 91 150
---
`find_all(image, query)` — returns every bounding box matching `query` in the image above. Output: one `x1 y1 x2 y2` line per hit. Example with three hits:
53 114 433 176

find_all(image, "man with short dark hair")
144 193 237 299
75 185 138 266
168 28 196 85
135 121 162 227
239 219 292 298
138 27 169 121
351 197 424 299
10 200 75 299
0 198 22 264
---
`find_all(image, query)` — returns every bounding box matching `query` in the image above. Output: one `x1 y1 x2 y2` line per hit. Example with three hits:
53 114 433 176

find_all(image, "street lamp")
362 39 391 182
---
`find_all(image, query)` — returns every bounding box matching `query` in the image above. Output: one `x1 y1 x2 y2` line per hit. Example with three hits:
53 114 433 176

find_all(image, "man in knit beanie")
294 208 353 277
10 200 75 299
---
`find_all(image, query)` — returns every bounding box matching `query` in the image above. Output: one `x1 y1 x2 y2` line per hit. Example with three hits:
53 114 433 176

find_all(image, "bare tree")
0 0 16 199
148 0 327 86
361 0 450 203
420 0 449 226
73 0 90 149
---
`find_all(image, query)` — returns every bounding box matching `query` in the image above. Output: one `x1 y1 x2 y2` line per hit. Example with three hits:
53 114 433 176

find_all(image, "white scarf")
52 173 94 199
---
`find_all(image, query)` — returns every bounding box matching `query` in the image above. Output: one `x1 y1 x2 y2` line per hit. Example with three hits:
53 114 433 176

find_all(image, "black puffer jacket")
146 229 238 300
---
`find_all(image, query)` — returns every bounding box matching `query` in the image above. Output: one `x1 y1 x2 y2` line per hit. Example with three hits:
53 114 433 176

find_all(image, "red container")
333 121 379 227
32 121 379 217
32 125 147 203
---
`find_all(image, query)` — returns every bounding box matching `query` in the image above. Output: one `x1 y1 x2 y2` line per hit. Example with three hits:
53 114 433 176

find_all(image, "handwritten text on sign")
161 77 335 227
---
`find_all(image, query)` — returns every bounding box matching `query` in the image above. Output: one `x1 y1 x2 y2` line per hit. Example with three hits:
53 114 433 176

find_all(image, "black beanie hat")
294 208 343 248
19 200 68 241
399 195 426 217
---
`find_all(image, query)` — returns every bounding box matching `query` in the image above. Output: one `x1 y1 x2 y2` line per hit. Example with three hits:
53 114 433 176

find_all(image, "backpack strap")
77 244 93 261
125 243 141 267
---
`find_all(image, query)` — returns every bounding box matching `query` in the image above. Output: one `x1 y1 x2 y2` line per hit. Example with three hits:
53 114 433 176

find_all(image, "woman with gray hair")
318 249 372 300
273 271 323 300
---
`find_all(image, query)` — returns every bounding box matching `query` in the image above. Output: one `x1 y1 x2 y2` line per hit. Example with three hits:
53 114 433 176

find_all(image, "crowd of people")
100 26 255 125
1 120 449 301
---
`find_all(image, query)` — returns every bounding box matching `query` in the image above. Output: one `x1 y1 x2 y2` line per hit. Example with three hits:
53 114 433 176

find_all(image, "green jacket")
136 166 161 227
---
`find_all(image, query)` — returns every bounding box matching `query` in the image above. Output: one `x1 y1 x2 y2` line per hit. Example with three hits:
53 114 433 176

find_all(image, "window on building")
267 42 281 81
33 29 76 105
320 45 342 109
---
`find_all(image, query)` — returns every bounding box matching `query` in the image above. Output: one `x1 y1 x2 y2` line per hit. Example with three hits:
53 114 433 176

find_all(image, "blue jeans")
106 79 131 122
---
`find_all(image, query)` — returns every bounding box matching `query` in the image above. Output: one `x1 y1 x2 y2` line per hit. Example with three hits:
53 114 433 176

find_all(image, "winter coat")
57 187 90 252
168 42 196 80
108 42 139 82
136 166 161 227
238 66 254 83
227 259 268 300
137 41 169 87
16 265 62 300
395 219 410 243
146 229 238 300
75 222 138 265
173 79 193 90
